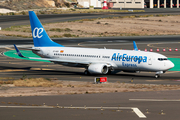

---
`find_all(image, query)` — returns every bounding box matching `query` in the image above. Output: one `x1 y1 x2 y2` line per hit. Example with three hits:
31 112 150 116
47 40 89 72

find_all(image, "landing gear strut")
84 70 90 75
107 69 111 74
155 74 160 78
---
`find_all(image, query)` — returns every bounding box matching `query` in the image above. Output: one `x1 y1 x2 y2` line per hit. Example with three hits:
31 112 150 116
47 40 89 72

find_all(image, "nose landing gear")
155 71 164 78
155 74 160 78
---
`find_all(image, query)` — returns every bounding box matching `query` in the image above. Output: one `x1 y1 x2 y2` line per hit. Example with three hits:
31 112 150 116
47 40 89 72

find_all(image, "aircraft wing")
14 44 89 64
14 44 112 66
28 57 113 67
29 57 90 64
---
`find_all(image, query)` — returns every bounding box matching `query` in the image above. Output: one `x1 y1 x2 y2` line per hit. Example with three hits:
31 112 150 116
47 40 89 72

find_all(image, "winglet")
133 41 138 51
14 44 25 58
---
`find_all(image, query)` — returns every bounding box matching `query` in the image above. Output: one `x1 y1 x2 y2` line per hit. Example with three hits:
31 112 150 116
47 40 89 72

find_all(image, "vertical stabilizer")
29 11 64 47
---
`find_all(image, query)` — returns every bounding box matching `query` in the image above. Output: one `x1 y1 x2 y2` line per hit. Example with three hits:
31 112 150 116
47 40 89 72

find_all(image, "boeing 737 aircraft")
14 11 174 78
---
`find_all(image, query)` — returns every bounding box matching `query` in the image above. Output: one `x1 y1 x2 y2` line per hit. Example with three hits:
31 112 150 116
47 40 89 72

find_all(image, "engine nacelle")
88 64 108 74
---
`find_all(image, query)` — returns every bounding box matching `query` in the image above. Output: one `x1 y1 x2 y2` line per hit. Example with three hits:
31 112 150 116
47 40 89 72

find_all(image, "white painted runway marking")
147 42 180 49
78 43 148 47
0 106 54 108
165 71 180 74
0 106 146 118
132 108 147 118
87 41 98 42
114 40 128 42
129 99 180 101
0 45 33 48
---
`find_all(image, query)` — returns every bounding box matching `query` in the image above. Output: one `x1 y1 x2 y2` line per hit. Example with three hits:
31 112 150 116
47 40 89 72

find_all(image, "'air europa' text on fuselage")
111 53 147 64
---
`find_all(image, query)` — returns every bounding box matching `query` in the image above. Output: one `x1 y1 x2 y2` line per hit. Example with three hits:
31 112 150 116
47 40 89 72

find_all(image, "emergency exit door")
148 56 152 65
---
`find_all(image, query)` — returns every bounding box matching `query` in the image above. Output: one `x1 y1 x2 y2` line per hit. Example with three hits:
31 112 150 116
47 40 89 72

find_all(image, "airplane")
14 11 174 78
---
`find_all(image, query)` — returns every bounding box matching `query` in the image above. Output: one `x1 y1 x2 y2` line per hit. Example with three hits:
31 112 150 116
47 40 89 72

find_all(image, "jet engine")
88 64 108 74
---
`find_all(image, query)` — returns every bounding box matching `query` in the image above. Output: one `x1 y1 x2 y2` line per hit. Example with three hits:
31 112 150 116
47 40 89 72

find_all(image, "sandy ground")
1 15 180 38
0 80 180 97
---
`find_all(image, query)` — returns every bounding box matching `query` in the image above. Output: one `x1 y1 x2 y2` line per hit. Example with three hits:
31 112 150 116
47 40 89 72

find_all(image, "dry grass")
13 78 62 87
0 78 180 97
1 78 180 90
1 14 180 38
0 81 13 84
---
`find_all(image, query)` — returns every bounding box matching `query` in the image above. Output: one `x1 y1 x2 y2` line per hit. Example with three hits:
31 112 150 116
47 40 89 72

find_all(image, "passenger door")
148 56 152 65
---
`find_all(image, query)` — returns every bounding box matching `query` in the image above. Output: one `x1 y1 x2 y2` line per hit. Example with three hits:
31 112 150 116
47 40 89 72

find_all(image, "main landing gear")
84 69 112 75
84 70 90 75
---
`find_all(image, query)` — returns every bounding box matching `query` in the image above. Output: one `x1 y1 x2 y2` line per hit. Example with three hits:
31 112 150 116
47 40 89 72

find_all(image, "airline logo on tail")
33 27 43 38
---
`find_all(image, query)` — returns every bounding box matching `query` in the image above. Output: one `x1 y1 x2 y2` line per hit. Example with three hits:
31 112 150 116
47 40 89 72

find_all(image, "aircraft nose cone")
169 61 174 69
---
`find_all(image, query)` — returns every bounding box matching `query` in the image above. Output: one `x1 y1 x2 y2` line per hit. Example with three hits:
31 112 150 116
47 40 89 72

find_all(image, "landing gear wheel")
155 74 160 78
84 70 90 75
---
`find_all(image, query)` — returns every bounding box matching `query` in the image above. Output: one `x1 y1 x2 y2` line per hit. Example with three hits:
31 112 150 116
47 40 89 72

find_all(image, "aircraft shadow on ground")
0 66 32 70
0 65 178 80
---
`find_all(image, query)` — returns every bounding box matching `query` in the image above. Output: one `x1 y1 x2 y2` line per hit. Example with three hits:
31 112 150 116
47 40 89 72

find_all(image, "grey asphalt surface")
0 90 180 120
0 9 180 120
1 8 180 29
0 36 180 84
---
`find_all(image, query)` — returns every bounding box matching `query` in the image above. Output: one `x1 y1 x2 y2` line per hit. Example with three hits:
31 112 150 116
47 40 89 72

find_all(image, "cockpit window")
158 58 168 61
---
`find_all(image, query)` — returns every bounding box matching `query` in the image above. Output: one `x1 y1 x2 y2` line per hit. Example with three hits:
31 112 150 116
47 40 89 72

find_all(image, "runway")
0 36 180 85
0 90 180 120
0 10 180 119
0 36 180 120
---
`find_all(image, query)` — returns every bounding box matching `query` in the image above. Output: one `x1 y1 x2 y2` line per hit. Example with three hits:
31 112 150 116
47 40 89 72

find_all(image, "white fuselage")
33 47 174 72
15 11 175 77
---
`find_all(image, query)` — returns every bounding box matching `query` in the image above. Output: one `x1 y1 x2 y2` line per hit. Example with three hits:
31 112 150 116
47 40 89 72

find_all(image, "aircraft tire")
155 74 160 78
84 70 90 75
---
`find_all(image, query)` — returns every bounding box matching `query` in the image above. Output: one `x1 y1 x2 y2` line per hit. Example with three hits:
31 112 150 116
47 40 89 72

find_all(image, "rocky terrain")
0 0 74 11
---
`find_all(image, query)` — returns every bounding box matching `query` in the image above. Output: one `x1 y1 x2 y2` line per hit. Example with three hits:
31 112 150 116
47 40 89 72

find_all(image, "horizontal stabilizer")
14 44 25 58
